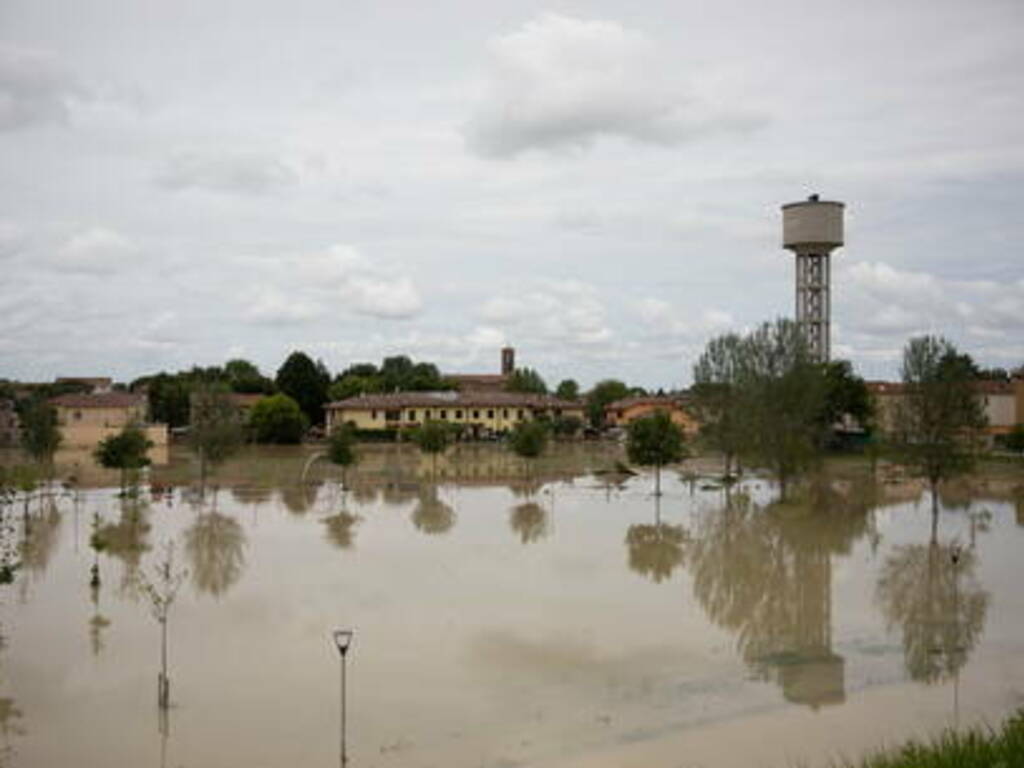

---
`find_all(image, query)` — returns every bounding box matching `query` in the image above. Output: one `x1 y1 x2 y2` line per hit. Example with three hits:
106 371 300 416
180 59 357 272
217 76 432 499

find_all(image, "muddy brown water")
2 444 1023 767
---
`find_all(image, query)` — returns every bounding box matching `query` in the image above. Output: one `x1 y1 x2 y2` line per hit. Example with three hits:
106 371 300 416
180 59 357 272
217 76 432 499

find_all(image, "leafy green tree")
224 359 275 394
140 373 193 428
626 410 686 496
890 336 987 515
738 319 828 501
249 394 308 444
328 374 382 401
1004 424 1024 455
555 379 580 401
380 355 415 391
276 351 330 426
692 333 745 477
551 415 583 438
506 367 548 394
820 359 873 436
20 400 61 471
94 423 154 493
327 423 359 488
586 379 630 428
509 420 549 480
412 420 452 476
188 383 244 492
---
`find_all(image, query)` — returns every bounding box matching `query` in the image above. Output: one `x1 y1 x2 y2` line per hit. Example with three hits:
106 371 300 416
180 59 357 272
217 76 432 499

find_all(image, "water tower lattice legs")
794 252 831 363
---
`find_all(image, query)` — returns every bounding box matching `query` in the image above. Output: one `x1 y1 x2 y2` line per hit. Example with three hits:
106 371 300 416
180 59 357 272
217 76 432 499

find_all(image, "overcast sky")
1 0 1022 389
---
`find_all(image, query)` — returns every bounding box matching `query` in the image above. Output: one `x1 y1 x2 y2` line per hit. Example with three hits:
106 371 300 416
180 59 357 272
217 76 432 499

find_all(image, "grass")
832 709 1024 768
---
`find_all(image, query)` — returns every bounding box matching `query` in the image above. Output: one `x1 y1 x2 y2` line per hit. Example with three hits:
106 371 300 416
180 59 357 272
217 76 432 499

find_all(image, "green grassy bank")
836 710 1024 768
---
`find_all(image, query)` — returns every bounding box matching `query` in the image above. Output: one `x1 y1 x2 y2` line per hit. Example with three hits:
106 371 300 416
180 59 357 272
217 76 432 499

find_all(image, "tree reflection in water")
88 582 111 656
94 497 152 596
280 480 322 515
411 485 455 535
184 511 246 598
509 502 548 544
687 485 869 708
19 498 62 580
322 511 361 549
876 536 988 684
625 497 687 583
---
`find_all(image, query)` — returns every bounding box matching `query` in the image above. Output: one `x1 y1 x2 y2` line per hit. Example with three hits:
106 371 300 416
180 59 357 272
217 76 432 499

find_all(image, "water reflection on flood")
0 444 1023 768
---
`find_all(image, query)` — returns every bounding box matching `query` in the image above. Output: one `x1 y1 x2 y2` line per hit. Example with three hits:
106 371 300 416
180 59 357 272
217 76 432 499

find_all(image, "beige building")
604 396 701 437
51 392 168 448
325 391 584 436
867 379 1024 442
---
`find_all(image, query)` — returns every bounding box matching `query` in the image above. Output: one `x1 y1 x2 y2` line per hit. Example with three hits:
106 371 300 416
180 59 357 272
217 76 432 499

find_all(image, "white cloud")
156 150 298 195
246 288 322 326
480 279 611 345
465 13 762 157
637 298 734 339
0 45 86 131
0 220 24 259
53 227 139 274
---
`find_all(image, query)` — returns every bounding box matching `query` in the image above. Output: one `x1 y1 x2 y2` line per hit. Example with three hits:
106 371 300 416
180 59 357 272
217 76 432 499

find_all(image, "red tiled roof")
605 396 691 411
326 391 579 410
50 392 146 409
867 380 1014 396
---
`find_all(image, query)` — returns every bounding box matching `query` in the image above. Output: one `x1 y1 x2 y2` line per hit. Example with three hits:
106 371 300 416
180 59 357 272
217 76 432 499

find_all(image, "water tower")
782 195 845 363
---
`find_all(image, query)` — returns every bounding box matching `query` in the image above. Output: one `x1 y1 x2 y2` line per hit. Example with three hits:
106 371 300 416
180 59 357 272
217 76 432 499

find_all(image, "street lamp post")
332 629 353 767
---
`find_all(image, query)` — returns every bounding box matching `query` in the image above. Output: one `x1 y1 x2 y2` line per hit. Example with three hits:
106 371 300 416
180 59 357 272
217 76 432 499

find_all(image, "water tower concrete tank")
782 195 845 363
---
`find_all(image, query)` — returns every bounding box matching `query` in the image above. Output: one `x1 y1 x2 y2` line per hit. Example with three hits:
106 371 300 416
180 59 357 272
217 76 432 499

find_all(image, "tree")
626 411 686 496
412 420 452 476
586 379 630 428
20 400 61 471
509 420 549 480
327 423 359 488
692 333 745 477
820 359 872 436
555 379 580 401
249 394 308 444
551 415 583 438
506 367 548 394
94 423 154 493
275 351 330 426
738 319 828 500
188 383 244 492
890 336 987 515
139 373 193 428
224 359 275 394
1004 424 1024 455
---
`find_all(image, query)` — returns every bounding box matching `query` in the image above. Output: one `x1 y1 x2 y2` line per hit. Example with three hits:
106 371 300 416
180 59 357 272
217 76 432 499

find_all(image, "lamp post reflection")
332 629 354 766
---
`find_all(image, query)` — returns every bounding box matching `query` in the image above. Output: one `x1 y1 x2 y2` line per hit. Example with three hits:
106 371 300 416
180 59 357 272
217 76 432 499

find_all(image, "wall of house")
608 404 700 436
59 423 169 449
55 405 146 429
327 405 585 433
982 393 1016 433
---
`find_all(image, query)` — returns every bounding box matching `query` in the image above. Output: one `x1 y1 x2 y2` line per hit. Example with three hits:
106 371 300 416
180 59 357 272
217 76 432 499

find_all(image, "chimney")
501 347 515 376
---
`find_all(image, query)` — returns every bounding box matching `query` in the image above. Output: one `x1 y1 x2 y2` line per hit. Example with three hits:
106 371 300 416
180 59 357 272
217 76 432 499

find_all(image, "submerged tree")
93 423 153 494
412 420 452 477
138 542 188 710
411 486 456 535
275 351 330 427
890 336 987 515
249 394 308 444
326 423 359 490
188 382 244 493
692 332 746 477
625 410 686 496
19 400 61 478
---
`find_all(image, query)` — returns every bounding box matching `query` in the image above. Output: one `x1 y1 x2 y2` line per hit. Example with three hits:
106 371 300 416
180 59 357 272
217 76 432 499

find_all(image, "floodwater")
2 443 1024 768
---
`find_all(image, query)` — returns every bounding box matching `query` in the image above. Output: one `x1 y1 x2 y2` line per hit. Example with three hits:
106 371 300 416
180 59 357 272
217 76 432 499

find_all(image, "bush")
509 420 549 459
249 394 308 444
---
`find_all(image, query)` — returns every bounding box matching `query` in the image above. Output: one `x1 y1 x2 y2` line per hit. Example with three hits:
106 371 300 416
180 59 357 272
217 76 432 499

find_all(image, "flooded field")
2 443 1024 767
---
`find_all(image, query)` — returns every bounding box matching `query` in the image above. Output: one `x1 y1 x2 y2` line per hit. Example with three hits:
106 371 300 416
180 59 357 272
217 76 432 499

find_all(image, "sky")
1 0 1022 389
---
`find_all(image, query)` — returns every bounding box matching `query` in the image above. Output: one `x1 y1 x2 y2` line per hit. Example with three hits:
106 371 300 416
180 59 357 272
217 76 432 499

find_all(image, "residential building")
325 391 583 437
50 392 168 448
604 396 701 437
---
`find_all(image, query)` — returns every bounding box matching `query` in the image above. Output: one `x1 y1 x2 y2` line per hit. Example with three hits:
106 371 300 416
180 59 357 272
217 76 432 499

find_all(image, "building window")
74 410 82 420
385 410 400 421
517 409 524 419
487 409 494 418
408 410 416 421
425 409 432 419
473 410 480 419
455 410 463 419
440 409 447 419
371 410 377 419
502 409 508 418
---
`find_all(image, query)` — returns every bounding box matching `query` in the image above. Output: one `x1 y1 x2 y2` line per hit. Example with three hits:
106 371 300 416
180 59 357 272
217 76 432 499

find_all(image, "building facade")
50 392 168 448
325 391 583 436
604 396 701 436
